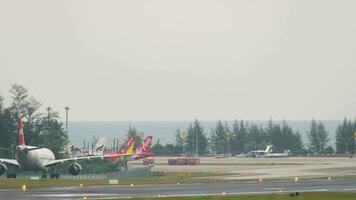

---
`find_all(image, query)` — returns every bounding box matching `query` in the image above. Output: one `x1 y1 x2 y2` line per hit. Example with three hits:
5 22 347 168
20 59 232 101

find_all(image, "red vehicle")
168 158 176 165
167 157 200 165
143 158 154 165
187 157 200 165
176 157 187 165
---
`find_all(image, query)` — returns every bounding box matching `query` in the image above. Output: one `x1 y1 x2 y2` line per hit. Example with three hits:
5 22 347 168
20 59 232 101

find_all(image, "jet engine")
68 163 82 176
0 163 7 176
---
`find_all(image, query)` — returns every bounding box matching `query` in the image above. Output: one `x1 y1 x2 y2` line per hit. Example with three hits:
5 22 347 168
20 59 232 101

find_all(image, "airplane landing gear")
117 158 128 172
124 160 128 171
49 167 60 179
50 173 60 179
6 167 17 179
6 173 16 178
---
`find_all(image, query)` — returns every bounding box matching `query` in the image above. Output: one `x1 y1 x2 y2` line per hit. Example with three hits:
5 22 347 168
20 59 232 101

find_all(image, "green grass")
332 175 356 180
0 172 349 190
0 172 225 189
107 192 356 200
132 163 305 166
0 178 108 189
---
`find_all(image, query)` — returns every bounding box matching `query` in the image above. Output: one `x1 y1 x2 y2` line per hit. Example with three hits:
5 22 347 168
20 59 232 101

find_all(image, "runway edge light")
22 184 26 192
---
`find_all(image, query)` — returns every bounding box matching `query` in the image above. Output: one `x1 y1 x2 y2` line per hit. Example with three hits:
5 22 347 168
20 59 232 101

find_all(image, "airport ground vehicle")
168 157 200 165
143 158 154 165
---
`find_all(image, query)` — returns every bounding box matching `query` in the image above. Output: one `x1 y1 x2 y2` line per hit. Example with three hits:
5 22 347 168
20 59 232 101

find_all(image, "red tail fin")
121 136 136 153
18 117 25 145
136 136 153 153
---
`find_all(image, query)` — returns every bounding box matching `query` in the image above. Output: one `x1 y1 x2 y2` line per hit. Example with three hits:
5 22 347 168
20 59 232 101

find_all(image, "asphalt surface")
2 179 356 200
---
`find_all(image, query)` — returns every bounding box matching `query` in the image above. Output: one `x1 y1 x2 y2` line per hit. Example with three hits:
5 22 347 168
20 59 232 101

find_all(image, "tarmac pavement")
2 179 356 200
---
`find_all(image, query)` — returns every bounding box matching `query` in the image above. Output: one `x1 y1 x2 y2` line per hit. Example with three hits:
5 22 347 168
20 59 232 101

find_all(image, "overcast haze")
1 0 356 121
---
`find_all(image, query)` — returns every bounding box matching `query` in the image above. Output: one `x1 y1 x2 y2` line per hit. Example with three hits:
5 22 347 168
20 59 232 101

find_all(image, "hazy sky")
1 0 355 121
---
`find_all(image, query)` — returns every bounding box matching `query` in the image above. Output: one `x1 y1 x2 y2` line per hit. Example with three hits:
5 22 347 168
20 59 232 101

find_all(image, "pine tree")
231 120 248 154
307 119 320 154
335 118 355 154
317 122 329 154
267 121 283 151
210 120 226 154
307 120 329 154
175 128 184 154
186 119 207 155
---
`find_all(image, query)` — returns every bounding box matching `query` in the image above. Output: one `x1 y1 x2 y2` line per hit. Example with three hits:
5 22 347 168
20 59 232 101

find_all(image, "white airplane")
266 149 290 158
80 137 108 156
246 145 273 158
0 117 141 179
246 145 290 158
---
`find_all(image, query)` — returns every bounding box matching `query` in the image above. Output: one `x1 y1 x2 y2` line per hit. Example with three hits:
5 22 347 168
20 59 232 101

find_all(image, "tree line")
0 84 68 159
151 118 356 156
2 84 356 158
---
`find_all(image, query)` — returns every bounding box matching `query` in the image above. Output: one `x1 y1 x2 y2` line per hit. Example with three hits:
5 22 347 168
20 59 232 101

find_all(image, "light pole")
196 127 199 157
225 131 232 156
65 106 70 157
65 106 70 137
180 131 188 155
353 132 356 157
46 107 52 122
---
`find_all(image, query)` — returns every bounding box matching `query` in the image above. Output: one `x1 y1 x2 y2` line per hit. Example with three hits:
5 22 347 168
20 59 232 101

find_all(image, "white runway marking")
23 193 118 197
22 187 356 199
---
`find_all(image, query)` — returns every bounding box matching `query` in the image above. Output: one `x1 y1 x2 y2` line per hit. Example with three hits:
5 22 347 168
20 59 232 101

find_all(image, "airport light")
222 192 226 195
83 197 87 200
259 178 263 182
328 176 332 181
22 184 26 192
177 182 180 185
294 177 298 182
80 183 83 188
131 183 134 187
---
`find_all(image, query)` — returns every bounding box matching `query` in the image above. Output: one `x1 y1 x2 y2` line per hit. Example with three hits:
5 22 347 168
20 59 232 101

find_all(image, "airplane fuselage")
15 145 55 171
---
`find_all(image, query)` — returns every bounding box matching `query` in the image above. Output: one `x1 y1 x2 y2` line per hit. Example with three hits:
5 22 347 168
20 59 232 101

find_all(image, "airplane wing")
0 158 20 167
44 152 145 167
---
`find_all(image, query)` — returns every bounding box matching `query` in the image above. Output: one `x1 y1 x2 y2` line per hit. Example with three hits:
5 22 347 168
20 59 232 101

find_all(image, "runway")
2 179 356 200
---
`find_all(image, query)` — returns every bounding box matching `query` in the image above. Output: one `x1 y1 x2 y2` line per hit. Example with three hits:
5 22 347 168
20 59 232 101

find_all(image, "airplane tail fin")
122 136 136 154
136 136 153 154
18 117 25 145
95 137 107 155
265 145 273 154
